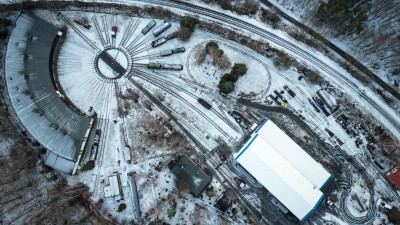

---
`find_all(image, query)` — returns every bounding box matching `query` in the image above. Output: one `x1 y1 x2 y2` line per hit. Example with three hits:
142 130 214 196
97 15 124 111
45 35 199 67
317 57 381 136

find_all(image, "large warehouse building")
5 12 93 174
234 119 331 222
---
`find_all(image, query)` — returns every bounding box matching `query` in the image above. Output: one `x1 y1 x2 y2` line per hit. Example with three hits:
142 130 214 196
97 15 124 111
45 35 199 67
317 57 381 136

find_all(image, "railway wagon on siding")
142 20 156 35
160 49 173 57
147 63 183 70
148 63 163 69
198 98 212 109
151 37 168 48
153 22 171 37
89 144 99 161
162 64 183 70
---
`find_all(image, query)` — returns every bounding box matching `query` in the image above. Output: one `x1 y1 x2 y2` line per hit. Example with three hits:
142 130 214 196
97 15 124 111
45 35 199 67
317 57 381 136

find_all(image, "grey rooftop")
5 12 91 173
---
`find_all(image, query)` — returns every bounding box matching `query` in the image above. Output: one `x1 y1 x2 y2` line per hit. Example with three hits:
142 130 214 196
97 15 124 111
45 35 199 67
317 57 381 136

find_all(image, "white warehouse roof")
234 119 331 221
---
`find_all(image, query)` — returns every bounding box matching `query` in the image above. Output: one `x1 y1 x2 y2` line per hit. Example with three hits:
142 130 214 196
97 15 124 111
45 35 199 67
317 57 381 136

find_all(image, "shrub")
178 16 198 41
0 18 12 26
273 50 294 70
231 63 248 76
218 63 248 93
0 30 8 40
386 207 400 225
303 70 324 84
220 81 235 93
80 161 95 172
39 148 47 154
231 207 238 216
117 203 126 212
206 186 215 197
206 41 219 52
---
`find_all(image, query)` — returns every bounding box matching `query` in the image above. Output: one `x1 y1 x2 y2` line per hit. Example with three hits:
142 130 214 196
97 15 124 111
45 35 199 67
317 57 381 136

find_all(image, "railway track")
186 40 273 100
138 0 400 138
93 82 115 197
126 77 209 153
119 19 138 48
114 82 128 145
239 99 377 223
131 73 231 139
59 12 99 51
101 15 111 47
111 15 117 47
132 69 240 135
140 70 239 132
92 15 106 47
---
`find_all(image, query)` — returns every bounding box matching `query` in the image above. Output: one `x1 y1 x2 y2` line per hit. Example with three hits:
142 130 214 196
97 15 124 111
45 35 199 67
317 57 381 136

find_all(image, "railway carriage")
153 22 171 37
151 37 168 47
142 20 156 35
160 49 173 56
162 64 183 70
147 63 163 69
198 98 212 109
89 144 99 161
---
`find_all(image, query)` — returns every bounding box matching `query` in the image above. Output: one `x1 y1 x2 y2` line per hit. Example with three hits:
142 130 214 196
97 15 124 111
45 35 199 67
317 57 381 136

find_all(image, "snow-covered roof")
255 119 332 189
234 119 331 221
129 177 141 219
5 12 91 173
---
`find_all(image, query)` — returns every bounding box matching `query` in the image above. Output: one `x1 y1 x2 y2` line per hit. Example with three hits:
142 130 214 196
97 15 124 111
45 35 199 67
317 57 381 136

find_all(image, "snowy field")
2 2 399 224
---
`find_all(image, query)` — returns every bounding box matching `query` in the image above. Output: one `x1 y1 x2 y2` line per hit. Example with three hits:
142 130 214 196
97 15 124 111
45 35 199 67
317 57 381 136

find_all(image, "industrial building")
169 155 212 197
386 166 400 189
234 119 332 222
5 12 93 174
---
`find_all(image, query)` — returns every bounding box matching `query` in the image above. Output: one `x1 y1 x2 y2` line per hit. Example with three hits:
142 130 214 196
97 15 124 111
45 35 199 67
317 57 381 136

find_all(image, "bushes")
219 63 248 93
261 8 281 28
273 50 295 70
220 81 235 93
386 207 400 225
196 41 231 70
304 70 323 84
201 0 258 15
80 161 95 172
232 63 248 76
117 203 126 212
206 41 219 52
0 30 8 40
144 6 174 20
177 16 198 41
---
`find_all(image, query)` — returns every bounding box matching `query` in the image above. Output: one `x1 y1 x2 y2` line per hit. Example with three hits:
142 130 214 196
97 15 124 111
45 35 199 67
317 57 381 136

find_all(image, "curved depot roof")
234 119 331 221
5 12 91 173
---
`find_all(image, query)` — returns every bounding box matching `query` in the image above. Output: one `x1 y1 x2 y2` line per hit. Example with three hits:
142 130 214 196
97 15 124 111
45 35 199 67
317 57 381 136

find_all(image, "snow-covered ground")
3 2 400 224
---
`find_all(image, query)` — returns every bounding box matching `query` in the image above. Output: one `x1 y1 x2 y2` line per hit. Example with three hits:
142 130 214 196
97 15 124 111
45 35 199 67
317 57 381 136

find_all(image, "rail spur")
131 71 232 139
137 70 241 133
139 0 400 137
186 40 273 100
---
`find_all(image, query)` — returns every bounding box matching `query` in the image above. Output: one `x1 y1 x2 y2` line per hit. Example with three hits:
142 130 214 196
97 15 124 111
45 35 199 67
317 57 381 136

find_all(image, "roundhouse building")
5 12 93 174
234 118 332 222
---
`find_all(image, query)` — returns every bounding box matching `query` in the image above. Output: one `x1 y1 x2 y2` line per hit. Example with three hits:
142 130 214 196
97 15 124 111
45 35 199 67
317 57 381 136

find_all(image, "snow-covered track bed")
138 0 400 138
